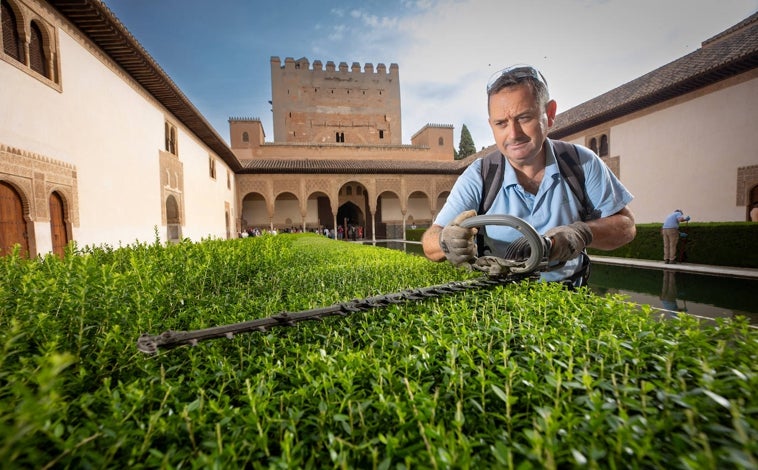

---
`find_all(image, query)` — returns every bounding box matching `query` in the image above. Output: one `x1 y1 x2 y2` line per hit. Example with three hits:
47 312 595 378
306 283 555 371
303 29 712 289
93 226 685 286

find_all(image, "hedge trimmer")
137 215 551 354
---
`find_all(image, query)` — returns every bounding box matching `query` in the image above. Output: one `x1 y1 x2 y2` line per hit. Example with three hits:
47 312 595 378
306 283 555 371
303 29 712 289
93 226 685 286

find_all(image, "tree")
456 124 476 160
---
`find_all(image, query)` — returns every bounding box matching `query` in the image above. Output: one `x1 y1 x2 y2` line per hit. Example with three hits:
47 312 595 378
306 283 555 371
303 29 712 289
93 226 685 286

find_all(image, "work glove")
543 221 593 262
439 210 478 267
472 256 523 276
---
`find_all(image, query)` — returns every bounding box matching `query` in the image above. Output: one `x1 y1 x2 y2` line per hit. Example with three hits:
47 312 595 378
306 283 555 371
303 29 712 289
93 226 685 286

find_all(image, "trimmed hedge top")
0 234 756 468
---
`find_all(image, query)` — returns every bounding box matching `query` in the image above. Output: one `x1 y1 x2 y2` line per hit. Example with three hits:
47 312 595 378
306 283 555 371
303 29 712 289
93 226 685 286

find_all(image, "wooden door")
49 191 68 257
0 182 29 257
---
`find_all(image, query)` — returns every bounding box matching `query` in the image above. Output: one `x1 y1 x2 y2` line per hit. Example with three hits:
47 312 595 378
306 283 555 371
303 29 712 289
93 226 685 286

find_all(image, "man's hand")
544 222 593 262
439 210 478 266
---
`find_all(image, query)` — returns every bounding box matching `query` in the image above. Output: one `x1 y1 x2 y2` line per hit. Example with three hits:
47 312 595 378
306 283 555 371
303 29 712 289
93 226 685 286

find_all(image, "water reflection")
367 241 757 325
660 269 684 312
589 264 758 325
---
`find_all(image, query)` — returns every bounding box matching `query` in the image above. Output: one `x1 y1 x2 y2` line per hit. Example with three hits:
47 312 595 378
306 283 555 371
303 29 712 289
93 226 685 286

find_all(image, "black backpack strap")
479 150 505 215
551 140 600 221
477 150 505 256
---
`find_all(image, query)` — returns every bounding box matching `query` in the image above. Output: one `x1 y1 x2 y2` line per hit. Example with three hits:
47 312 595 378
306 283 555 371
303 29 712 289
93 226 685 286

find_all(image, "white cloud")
384 0 758 149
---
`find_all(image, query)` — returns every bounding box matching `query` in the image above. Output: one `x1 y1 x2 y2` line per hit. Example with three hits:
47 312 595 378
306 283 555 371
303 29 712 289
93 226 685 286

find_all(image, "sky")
102 0 758 151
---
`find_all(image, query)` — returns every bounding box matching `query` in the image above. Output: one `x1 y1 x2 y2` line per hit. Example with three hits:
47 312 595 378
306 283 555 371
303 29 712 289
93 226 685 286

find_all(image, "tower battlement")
271 56 398 78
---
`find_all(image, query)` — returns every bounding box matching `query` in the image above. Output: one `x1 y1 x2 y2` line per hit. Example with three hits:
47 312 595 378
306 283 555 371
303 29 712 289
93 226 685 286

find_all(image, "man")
661 209 690 264
422 65 636 286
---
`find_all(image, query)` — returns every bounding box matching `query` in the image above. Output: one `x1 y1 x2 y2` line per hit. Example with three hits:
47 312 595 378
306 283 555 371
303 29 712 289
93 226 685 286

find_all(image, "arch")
1 0 23 62
241 192 268 231
273 191 299 230
589 137 598 155
306 190 333 229
165 194 181 242
377 190 401 221
49 190 69 257
599 134 609 157
749 184 758 221
407 190 433 226
434 190 450 218
376 190 401 239
29 20 49 78
337 201 364 240
0 181 29 257
338 180 369 233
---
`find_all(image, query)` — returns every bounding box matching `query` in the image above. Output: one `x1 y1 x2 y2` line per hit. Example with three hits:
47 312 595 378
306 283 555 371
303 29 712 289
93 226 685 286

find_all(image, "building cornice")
48 0 244 171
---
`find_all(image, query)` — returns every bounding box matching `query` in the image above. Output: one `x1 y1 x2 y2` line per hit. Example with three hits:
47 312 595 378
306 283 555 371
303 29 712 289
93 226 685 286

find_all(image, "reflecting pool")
588 263 758 325
365 240 757 325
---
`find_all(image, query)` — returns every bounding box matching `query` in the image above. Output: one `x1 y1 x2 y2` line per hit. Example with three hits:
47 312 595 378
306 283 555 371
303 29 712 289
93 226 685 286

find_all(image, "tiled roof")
49 0 244 171
241 158 469 174
549 12 758 139
48 1 757 175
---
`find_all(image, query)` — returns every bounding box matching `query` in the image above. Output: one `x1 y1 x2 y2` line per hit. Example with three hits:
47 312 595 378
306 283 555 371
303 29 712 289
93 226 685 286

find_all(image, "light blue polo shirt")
435 140 634 282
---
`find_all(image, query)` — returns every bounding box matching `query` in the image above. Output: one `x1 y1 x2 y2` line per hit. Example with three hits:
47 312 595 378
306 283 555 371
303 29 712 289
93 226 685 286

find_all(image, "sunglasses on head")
486 65 548 94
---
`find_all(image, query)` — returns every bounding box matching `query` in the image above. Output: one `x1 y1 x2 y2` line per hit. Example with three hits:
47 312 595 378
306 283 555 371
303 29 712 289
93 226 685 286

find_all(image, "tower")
270 56 402 145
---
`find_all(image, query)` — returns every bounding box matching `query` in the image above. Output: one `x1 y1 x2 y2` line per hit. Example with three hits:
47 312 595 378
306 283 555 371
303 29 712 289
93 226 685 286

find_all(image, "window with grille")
165 122 177 155
29 21 48 78
1 2 22 62
209 156 216 179
599 134 609 157
586 132 609 157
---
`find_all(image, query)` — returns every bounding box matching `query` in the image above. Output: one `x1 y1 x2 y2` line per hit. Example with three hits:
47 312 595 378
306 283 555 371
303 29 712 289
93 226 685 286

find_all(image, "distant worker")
662 209 690 264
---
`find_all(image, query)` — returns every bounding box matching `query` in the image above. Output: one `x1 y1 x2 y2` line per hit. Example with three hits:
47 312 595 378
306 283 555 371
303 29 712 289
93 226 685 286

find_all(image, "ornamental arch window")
29 20 48 78
599 134 609 157
1 1 60 86
589 138 598 155
586 132 609 157
1 1 22 62
165 121 177 155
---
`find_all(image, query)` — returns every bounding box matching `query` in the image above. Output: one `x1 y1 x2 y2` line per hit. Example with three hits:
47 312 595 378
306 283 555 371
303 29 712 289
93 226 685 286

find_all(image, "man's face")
488 83 556 169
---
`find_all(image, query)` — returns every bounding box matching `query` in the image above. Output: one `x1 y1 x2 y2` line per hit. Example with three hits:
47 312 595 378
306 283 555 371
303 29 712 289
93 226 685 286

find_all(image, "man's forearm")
586 207 636 250
421 224 446 261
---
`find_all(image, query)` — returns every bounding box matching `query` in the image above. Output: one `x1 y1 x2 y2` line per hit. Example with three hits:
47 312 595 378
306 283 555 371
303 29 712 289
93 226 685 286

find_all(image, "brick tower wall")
270 56 402 145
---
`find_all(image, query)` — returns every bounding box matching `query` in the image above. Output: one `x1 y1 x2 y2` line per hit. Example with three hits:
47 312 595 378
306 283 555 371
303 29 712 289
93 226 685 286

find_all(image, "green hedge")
405 228 425 242
409 223 758 268
1 234 756 468
587 222 758 268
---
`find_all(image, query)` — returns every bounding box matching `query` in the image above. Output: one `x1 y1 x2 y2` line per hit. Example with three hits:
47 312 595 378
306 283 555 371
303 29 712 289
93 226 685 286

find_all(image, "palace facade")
1 0 756 257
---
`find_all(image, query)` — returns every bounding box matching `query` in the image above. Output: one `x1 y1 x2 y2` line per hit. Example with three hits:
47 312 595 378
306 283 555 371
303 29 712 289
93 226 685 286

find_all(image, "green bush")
587 222 758 268
0 234 756 468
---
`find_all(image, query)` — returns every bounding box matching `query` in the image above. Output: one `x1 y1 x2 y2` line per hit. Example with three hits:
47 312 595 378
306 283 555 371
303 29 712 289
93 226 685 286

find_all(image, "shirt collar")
502 139 559 187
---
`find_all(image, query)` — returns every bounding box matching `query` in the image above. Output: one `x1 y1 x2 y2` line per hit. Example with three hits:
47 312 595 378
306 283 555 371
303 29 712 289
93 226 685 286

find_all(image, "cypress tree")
456 124 476 160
